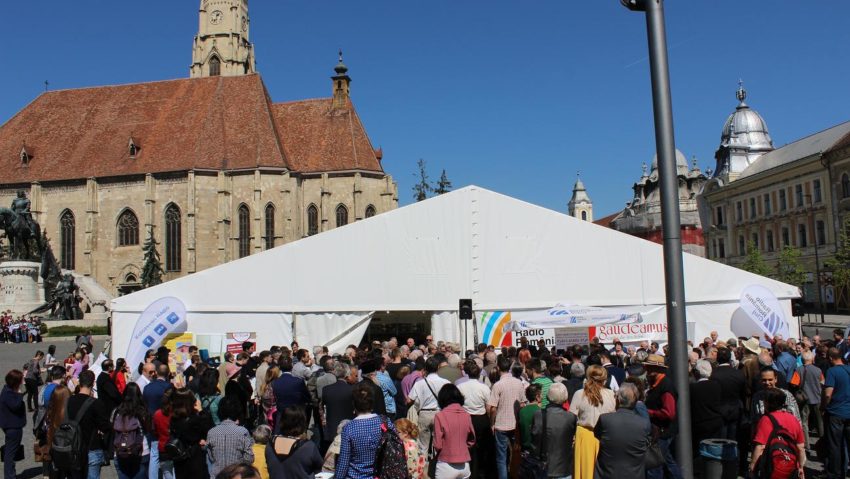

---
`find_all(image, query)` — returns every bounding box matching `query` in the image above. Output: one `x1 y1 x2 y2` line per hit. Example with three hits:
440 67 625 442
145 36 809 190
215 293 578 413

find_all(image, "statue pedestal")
0 261 44 317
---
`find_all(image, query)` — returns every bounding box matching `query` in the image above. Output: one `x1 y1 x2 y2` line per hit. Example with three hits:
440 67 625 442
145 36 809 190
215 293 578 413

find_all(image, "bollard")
699 439 738 479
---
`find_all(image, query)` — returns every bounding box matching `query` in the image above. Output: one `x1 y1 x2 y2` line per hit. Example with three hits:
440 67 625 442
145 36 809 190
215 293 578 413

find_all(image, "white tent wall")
295 312 373 355
111 186 799 360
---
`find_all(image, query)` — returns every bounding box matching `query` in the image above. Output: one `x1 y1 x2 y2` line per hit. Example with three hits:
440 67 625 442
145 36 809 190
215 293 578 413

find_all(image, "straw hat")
743 338 760 355
643 354 667 369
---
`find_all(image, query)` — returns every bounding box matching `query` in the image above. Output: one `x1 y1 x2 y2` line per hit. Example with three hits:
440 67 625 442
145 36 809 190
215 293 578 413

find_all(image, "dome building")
712 82 775 183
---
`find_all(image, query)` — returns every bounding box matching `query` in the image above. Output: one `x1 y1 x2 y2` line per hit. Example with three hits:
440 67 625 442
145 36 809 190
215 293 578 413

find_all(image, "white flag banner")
739 285 789 339
503 303 643 333
126 297 187 371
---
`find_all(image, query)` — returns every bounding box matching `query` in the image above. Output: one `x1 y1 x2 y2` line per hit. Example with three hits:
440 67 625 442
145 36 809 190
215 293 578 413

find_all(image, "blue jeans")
826 414 850 479
116 455 149 479
494 429 514 479
148 437 159 479
87 449 105 479
646 436 683 479
3 428 21 479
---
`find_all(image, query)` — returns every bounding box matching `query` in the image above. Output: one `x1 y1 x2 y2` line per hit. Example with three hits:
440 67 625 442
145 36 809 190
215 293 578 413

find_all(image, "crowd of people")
0 329 848 479
0 311 43 343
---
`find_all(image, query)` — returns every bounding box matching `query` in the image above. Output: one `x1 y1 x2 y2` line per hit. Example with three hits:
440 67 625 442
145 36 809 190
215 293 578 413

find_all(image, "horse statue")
0 191 43 260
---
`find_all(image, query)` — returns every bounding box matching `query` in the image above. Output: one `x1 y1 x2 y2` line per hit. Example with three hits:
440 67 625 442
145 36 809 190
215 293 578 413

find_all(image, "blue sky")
3 1 849 217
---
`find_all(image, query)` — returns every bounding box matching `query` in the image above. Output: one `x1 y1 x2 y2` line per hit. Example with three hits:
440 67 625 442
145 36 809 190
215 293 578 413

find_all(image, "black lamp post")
805 194 826 323
620 1 693 477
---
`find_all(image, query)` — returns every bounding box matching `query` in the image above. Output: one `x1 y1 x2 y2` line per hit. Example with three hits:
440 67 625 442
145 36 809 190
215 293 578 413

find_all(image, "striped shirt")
487 373 527 431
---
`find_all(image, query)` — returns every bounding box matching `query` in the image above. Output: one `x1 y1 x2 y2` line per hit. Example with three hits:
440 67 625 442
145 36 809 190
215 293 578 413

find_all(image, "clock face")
210 10 223 25
241 16 248 32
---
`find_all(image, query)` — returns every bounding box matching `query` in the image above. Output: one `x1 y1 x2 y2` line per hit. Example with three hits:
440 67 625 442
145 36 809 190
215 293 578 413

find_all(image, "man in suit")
690 359 724 453
271 356 311 415
600 351 626 389
96 359 123 413
594 383 651 479
321 361 355 454
710 347 746 440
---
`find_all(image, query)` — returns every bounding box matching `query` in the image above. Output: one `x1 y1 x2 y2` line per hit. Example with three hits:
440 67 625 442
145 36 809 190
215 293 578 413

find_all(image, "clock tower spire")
190 0 255 78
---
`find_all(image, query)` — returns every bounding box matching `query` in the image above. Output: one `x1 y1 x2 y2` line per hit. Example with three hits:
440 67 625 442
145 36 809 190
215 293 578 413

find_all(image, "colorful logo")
480 311 514 347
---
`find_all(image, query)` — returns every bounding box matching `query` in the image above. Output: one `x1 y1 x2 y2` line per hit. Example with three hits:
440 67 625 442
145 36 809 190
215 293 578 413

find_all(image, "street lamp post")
620 0 693 477
806 194 826 323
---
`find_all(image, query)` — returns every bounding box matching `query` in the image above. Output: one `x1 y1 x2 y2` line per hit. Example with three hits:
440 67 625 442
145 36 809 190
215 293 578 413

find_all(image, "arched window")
365 205 376 218
307 204 319 236
843 174 850 199
335 204 348 227
238 204 250 258
117 209 139 246
164 203 181 272
264 203 275 250
581 211 587 221
60 210 75 270
209 55 221 77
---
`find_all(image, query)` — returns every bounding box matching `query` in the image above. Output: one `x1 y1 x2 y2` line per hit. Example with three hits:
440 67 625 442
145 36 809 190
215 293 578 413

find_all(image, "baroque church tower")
190 0 255 78
568 175 593 221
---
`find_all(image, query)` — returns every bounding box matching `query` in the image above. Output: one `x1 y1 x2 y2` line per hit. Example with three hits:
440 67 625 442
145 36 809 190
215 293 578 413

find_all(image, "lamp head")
621 0 647 11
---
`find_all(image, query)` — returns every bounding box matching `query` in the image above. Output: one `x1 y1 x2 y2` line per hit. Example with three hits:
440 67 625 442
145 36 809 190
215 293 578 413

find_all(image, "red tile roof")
0 74 384 184
593 212 620 228
271 97 383 173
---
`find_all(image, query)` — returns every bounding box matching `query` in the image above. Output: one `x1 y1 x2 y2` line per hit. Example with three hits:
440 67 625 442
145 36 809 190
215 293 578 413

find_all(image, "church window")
264 203 275 250
766 230 775 252
307 204 319 236
238 204 250 258
581 211 587 221
795 184 804 208
209 55 221 77
365 205 376 219
164 204 181 272
817 220 826 246
763 194 771 216
782 227 790 247
60 210 75 270
20 147 30 165
798 223 808 248
117 209 140 247
128 138 139 158
335 204 348 227
843 174 850 199
779 190 787 211
813 179 822 203
125 273 137 284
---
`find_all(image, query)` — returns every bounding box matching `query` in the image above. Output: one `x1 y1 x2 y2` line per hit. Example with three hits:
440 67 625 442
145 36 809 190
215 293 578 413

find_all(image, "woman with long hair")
169 388 213 479
44 345 58 368
42 384 71 479
335 382 393 479
265 407 322 479
197 368 223 425
568 364 615 479
113 382 150 479
111 358 128 396
259 366 280 428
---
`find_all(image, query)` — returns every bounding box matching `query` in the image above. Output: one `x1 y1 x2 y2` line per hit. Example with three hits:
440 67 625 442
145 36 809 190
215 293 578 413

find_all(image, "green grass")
46 325 108 337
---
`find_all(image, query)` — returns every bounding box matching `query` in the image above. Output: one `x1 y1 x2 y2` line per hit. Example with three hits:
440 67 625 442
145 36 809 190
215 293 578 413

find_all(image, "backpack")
306 370 324 407
112 415 144 459
374 416 411 479
757 414 800 479
51 396 95 471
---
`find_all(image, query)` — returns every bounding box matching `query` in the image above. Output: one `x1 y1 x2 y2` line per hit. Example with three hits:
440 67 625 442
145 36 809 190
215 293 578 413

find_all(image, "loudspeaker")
791 299 804 317
459 299 473 320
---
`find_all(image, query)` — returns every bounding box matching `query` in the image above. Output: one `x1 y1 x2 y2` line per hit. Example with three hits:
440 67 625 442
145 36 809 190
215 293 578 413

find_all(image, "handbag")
645 440 665 469
0 444 25 462
518 408 548 479
164 437 190 463
792 366 808 406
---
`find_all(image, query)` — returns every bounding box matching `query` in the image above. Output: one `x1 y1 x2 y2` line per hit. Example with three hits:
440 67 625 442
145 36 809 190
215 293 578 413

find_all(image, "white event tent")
110 186 800 358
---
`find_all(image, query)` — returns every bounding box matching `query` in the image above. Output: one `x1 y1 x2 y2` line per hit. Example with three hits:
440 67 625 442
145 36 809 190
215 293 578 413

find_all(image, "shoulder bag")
518 408 548 479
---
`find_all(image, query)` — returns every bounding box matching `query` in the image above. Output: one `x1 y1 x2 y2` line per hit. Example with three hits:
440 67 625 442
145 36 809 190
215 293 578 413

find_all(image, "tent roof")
111 186 798 314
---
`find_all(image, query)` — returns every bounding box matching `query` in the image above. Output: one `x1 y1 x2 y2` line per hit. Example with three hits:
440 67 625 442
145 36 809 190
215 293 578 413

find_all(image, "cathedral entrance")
364 311 432 345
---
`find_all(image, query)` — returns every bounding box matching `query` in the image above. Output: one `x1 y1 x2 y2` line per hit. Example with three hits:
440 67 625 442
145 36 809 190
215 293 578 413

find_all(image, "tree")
412 158 432 202
774 245 807 288
826 216 850 307
741 240 771 277
435 169 452 195
140 228 164 288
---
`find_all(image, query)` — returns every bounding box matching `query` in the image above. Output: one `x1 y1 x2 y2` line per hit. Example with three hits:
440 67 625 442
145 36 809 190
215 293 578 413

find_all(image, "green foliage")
140 228 164 288
412 158 432 202
775 245 807 287
741 240 771 277
826 216 850 292
46 325 108 337
435 169 452 195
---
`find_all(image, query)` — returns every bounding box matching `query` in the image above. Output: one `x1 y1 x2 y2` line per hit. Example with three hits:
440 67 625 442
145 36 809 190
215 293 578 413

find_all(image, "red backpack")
757 413 800 479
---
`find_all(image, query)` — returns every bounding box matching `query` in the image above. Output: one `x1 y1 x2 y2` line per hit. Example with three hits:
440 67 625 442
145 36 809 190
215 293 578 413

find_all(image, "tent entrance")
365 311 431 345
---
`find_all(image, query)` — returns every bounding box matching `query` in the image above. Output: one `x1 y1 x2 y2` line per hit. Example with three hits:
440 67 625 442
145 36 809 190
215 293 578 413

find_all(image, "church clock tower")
190 0 256 78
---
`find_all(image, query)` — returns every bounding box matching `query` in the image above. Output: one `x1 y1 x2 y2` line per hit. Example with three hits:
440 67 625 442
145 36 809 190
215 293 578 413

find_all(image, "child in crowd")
395 418 426 479
252 424 271 479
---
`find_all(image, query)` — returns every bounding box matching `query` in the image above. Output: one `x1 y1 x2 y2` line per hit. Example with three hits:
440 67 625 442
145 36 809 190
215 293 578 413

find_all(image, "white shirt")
407 373 450 411
456 377 491 415
135 374 150 394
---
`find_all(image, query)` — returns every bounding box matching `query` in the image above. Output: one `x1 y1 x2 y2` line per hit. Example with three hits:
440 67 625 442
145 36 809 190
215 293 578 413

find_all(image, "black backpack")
374 416 410 479
51 396 95 471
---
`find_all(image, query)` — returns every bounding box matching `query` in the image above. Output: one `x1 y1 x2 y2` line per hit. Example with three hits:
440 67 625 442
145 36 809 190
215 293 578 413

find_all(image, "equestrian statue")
0 190 43 260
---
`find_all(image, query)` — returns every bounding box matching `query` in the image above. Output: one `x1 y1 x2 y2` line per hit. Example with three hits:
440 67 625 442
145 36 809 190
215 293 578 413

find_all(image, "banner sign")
739 285 790 339
126 297 187 371
555 328 589 349
226 332 256 354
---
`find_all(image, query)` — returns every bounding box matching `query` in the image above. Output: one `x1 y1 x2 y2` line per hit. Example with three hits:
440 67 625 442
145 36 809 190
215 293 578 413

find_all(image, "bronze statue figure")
0 191 42 260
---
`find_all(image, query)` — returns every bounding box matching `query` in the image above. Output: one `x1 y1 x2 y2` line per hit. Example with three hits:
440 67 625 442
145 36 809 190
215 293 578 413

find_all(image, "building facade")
701 84 850 307
0 4 397 296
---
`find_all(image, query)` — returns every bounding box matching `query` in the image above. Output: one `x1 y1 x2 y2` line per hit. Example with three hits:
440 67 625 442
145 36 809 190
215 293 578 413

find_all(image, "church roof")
271 98 382 173
0 74 384 184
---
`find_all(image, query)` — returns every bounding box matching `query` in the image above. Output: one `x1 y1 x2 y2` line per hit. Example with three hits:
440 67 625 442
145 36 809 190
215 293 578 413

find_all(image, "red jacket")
433 403 476 463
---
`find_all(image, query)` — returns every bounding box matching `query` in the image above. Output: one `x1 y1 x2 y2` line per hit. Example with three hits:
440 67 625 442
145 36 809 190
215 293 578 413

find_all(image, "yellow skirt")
574 425 599 479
